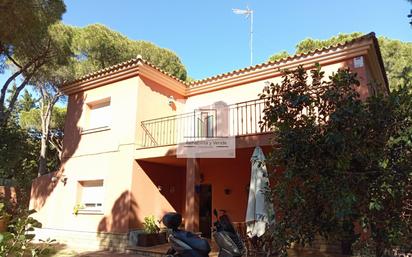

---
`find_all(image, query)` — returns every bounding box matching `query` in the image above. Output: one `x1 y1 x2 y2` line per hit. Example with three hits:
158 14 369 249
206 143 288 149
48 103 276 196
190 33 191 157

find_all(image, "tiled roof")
64 32 387 89
64 55 187 87
188 32 383 87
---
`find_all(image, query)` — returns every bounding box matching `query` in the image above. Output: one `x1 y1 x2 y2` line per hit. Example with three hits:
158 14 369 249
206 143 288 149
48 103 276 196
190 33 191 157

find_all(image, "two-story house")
29 33 388 251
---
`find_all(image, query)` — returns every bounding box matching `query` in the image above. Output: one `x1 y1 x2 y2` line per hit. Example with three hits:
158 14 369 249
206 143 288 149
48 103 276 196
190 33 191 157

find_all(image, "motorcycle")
212 209 245 257
162 212 211 257
162 210 244 257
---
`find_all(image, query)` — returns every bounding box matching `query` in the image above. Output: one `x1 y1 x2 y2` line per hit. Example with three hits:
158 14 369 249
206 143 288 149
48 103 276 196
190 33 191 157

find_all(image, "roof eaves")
188 32 378 87
369 35 390 92
61 55 188 92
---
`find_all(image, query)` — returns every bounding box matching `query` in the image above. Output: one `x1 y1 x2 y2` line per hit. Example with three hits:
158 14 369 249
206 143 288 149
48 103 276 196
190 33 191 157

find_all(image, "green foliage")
71 24 188 81
294 32 364 54
378 37 412 90
2 17 187 182
0 0 68 126
0 122 38 184
30 23 188 84
30 22 77 85
186 76 196 83
72 204 84 216
0 0 66 63
20 106 66 133
142 215 160 234
260 65 412 257
0 203 10 220
268 51 291 62
0 90 61 201
268 33 412 91
19 90 38 112
0 209 55 257
352 238 378 257
19 105 65 171
22 22 188 175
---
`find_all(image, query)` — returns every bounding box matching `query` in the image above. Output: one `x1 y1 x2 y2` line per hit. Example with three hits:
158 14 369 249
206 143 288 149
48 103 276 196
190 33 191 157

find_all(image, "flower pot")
0 217 9 232
137 231 167 247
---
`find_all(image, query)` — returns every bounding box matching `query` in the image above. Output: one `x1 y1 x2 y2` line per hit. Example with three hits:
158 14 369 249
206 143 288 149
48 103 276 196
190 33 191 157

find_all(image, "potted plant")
73 204 85 215
0 202 10 232
137 215 167 247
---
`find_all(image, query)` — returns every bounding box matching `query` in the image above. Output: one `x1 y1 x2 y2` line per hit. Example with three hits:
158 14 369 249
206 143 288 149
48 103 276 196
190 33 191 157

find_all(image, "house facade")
29 33 388 250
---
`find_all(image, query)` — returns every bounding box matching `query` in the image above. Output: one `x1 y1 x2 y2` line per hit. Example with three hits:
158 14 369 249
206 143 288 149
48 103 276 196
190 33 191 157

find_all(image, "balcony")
140 99 269 148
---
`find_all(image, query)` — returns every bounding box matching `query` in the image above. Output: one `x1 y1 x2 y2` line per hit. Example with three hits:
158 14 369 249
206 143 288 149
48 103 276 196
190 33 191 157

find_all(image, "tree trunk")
49 135 63 161
38 100 52 177
38 133 48 176
37 84 62 176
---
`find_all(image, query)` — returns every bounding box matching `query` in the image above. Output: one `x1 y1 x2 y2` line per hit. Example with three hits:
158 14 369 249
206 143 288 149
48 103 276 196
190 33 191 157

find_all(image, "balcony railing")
140 98 269 147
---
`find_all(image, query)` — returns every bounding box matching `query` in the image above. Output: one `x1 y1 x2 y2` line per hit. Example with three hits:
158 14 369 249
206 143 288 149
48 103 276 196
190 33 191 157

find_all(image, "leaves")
262 65 412 256
142 215 160 234
0 0 67 126
20 106 66 132
268 51 290 62
70 24 188 81
0 208 49 257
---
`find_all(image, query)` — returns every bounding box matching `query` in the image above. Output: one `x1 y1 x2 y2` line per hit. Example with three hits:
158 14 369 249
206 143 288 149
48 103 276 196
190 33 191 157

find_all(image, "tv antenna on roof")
232 6 254 66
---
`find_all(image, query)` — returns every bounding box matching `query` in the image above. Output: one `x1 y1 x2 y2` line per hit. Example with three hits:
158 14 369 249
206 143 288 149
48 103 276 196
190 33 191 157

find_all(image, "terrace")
139 98 269 148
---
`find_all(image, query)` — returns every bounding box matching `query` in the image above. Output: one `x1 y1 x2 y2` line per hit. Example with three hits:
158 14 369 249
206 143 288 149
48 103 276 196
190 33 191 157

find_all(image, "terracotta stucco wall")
129 161 185 229
31 77 140 234
136 57 371 159
184 59 368 112
136 77 186 146
198 146 271 223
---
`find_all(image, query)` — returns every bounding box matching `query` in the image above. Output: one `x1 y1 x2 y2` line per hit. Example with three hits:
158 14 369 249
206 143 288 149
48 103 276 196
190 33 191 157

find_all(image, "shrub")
142 215 160 234
0 209 55 256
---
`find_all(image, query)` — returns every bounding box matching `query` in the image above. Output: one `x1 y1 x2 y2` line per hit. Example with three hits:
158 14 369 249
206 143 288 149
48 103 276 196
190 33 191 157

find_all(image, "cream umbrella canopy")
246 146 275 238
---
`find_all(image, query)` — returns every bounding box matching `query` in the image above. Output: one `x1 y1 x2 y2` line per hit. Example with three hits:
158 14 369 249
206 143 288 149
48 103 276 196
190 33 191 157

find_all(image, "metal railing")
140 98 268 147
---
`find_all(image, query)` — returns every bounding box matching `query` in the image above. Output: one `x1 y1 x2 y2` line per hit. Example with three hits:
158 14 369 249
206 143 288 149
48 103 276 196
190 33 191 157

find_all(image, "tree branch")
2 71 35 122
49 134 63 160
0 52 50 125
0 56 41 118
5 51 22 69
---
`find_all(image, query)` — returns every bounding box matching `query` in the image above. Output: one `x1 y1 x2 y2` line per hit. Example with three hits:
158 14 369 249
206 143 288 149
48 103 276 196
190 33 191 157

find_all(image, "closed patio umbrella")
246 146 275 238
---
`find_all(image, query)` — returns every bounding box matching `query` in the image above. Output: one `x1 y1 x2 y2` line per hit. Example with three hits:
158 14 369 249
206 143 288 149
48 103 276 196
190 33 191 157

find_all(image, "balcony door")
196 110 216 138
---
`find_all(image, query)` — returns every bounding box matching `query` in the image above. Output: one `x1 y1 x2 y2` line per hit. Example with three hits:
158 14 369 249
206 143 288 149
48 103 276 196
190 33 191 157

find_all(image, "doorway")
199 184 212 238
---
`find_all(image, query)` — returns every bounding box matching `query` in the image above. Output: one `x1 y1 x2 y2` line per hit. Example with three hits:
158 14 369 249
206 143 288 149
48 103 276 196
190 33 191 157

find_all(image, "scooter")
213 209 245 257
162 211 244 257
162 212 211 257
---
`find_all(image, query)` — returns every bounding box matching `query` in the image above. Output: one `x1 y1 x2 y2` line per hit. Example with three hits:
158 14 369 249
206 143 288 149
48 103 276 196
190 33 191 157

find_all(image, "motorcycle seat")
173 230 211 253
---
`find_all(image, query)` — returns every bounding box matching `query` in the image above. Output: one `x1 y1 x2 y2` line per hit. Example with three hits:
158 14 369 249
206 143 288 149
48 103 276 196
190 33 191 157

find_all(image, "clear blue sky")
61 0 412 80
1 0 412 86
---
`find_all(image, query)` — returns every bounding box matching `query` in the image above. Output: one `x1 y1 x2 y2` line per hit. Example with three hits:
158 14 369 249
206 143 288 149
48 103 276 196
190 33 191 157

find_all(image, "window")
196 110 215 138
78 180 104 212
87 98 111 129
